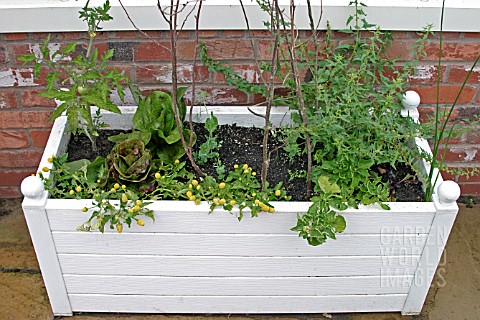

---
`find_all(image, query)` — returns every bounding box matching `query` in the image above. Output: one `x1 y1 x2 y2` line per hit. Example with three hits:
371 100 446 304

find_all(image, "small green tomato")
77 85 88 95
77 86 88 95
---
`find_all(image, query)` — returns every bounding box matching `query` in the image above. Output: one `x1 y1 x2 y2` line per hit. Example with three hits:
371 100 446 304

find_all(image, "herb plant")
200 0 431 245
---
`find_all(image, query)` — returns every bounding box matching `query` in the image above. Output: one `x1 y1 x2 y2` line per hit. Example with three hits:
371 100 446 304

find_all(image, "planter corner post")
402 180 460 315
21 175 73 317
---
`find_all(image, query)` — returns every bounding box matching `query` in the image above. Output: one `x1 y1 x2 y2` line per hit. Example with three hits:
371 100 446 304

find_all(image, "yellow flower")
192 179 199 186
133 205 141 212
251 193 256 197
47 156 54 163
186 191 193 198
243 169 249 174
275 190 281 197
213 198 220 206
252 172 256 176
196 185 201 190
42 167 49 172
269 207 275 213
189 195 196 201
116 224 123 234
114 183 120 190
243 164 248 170
174 159 180 165
188 184 193 189
121 193 128 203
219 182 226 189
229 200 236 206
111 188 116 193
69 190 75 195
234 164 239 169
128 208 134 213
254 199 260 205
136 200 142 206
219 198 226 205
81 207 87 212
137 219 145 227
155 172 161 179
75 186 82 193
195 199 201 205
121 185 127 190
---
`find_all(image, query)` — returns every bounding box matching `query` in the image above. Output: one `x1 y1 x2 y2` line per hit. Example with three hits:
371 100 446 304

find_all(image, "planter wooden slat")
58 254 420 277
67 294 408 314
46 204 435 234
63 274 413 295
52 232 428 257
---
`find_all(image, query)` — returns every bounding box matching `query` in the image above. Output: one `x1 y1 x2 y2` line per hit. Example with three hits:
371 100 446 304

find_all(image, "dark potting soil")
66 124 424 202
67 130 128 163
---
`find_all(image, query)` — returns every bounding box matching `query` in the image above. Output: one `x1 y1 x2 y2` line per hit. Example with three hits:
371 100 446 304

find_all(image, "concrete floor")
0 198 479 320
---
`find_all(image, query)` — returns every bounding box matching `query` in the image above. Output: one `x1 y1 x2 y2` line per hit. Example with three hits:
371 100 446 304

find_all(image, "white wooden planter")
21 100 460 317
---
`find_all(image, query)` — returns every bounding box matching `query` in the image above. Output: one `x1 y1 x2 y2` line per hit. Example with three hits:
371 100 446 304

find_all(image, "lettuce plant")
110 89 196 164
105 139 160 192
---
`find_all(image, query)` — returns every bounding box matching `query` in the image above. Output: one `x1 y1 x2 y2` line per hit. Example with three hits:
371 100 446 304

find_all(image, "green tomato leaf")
17 53 36 64
63 42 77 55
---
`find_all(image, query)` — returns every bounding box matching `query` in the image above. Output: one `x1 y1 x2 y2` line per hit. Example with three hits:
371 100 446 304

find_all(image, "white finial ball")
402 90 421 111
21 175 45 199
437 180 461 204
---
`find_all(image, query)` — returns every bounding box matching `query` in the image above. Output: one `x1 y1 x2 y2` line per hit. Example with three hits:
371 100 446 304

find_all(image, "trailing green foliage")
183 163 287 220
38 154 154 233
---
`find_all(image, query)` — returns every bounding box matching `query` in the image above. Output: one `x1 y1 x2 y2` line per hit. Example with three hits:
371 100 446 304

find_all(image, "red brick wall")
0 30 479 197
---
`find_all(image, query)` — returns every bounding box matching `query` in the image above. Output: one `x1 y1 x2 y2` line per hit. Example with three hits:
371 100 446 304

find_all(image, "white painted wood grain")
68 294 408 314
3 1 480 33
46 198 436 214
33 116 69 186
63 274 413 296
402 202 458 315
98 106 292 129
58 254 420 277
45 199 436 234
52 232 428 257
22 200 72 316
